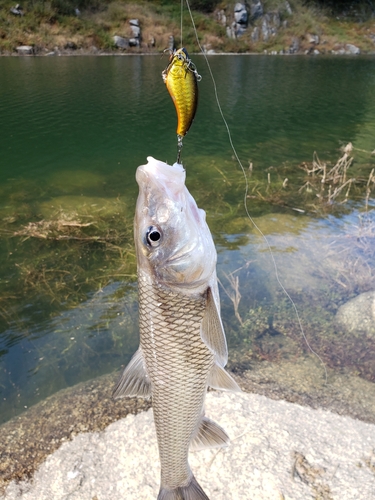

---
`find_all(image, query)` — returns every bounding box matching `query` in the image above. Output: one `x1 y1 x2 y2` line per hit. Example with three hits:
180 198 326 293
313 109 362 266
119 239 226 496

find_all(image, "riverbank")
1 0 375 56
1 389 375 499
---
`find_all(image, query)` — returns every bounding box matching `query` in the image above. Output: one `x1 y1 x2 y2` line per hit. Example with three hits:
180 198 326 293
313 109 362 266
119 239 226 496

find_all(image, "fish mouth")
136 156 186 198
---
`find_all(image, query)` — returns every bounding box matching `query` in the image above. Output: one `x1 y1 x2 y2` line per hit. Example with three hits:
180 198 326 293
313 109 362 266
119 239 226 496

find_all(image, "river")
0 54 375 425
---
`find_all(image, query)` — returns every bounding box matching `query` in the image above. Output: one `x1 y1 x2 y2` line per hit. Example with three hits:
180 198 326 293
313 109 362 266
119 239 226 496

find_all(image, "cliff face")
1 0 375 55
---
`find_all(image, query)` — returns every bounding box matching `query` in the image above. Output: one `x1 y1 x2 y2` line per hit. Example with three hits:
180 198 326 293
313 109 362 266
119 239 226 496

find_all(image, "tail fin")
158 474 209 500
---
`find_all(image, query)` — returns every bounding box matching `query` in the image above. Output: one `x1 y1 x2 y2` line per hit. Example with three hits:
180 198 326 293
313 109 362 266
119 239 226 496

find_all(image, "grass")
0 0 374 54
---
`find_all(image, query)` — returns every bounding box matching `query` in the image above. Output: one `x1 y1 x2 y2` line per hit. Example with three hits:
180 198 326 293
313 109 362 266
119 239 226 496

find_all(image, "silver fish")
114 156 240 500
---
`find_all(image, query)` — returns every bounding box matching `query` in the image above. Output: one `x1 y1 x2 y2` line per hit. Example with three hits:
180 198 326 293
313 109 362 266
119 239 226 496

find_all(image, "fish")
162 48 201 162
114 156 241 500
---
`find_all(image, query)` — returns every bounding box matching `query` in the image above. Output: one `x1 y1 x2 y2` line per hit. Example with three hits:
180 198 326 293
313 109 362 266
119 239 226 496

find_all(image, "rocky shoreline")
1 390 375 499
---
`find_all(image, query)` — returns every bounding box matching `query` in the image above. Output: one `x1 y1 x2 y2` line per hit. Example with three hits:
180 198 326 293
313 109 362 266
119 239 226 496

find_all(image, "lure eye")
146 226 162 248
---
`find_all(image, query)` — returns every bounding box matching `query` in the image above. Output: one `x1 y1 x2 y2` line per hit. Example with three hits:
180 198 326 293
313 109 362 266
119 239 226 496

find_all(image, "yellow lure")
162 48 201 161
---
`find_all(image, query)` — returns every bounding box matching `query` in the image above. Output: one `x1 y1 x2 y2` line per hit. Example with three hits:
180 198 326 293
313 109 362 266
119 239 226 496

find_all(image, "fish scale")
138 272 214 489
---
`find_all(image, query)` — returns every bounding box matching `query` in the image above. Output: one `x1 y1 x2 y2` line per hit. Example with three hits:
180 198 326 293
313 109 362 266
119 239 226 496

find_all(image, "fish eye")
146 226 162 247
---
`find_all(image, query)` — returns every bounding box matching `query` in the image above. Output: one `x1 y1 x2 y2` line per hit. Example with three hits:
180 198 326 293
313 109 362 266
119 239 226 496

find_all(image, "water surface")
0 55 375 424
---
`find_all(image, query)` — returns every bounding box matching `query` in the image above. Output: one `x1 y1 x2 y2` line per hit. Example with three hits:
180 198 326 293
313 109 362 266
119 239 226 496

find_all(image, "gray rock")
313 49 320 55
250 0 263 21
10 4 23 16
284 1 292 15
130 25 141 38
216 9 226 26
129 19 139 27
346 43 360 55
226 25 236 39
307 33 320 45
113 36 129 49
128 38 139 47
234 3 248 25
335 291 375 336
289 37 300 53
16 45 33 55
251 26 259 42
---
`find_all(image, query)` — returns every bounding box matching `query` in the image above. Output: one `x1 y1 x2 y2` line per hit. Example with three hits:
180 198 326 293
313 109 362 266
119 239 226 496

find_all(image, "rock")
250 0 263 21
251 27 259 42
313 49 320 55
346 43 360 55
284 1 292 15
10 4 23 16
130 25 141 38
16 45 33 55
288 37 300 54
307 33 320 45
216 9 226 26
234 3 248 24
64 41 77 50
113 36 129 49
129 19 141 44
335 291 375 337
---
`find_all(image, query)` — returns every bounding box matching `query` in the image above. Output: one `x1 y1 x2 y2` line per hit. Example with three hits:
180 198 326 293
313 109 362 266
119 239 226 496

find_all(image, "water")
0 55 375 425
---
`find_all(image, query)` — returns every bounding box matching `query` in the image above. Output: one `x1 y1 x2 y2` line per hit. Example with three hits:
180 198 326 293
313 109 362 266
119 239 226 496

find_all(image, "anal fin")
190 416 229 451
112 348 151 399
208 363 242 393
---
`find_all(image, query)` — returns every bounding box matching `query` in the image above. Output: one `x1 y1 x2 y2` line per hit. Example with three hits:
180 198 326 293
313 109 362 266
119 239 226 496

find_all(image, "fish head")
135 156 216 290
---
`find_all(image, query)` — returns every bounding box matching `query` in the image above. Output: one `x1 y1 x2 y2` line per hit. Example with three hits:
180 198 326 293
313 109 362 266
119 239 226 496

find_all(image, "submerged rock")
335 291 375 337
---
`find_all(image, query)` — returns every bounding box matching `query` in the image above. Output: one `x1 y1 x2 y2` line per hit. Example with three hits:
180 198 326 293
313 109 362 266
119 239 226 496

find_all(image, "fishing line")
183 0 328 384
180 0 183 47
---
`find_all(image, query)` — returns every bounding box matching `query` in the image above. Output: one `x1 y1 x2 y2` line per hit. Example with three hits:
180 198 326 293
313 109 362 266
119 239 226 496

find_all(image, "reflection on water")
0 55 375 425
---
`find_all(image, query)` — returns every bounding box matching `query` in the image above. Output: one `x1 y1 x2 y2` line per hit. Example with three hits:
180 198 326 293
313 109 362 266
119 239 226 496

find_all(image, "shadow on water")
0 56 375 426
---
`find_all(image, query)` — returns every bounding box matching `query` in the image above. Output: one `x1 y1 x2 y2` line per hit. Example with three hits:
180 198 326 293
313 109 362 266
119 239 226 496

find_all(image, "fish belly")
139 275 213 489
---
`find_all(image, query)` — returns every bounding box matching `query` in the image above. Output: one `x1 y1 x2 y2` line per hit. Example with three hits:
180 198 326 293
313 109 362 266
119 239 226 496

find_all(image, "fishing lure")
162 47 202 164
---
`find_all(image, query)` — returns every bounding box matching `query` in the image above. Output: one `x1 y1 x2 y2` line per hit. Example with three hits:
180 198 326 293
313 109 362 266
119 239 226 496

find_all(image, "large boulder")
335 291 375 337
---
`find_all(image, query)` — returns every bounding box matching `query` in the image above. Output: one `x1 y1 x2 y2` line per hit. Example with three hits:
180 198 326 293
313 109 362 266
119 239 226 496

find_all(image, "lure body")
162 48 201 139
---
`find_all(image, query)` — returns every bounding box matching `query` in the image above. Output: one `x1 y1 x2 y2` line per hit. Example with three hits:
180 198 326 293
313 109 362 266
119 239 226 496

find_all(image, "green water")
0 55 375 424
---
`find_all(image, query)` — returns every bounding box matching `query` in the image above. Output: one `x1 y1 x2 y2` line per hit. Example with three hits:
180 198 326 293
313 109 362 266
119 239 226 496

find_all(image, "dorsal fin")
200 286 228 367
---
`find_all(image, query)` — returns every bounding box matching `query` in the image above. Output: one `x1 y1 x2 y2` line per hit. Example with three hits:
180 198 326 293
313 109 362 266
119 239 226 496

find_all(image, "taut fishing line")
183 0 328 383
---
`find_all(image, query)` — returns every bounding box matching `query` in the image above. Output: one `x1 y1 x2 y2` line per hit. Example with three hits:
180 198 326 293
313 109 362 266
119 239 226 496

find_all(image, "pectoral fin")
112 348 151 399
208 363 242 392
190 416 229 451
200 286 228 367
